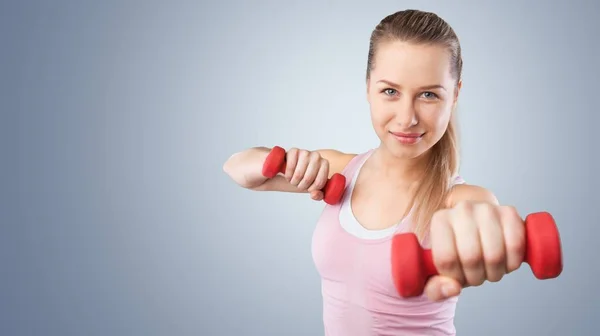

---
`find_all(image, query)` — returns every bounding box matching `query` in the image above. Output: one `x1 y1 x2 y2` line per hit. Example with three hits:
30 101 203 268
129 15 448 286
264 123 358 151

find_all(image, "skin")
223 39 527 302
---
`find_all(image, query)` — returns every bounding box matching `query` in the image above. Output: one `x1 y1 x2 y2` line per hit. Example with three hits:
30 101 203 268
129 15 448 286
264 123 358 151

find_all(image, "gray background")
2 0 599 335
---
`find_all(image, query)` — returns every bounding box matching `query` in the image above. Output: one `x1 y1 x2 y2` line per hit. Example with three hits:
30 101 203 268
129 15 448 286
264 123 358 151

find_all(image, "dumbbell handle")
261 146 346 205
391 211 563 297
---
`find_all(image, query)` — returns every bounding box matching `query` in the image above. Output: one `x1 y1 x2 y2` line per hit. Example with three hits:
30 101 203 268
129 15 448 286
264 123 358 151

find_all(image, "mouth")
389 131 424 144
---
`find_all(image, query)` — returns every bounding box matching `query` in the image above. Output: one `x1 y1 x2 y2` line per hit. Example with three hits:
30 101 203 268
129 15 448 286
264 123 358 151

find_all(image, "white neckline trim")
339 151 403 240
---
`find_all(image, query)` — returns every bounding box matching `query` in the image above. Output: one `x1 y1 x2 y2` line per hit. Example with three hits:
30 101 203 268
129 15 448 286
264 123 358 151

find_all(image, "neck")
370 144 432 184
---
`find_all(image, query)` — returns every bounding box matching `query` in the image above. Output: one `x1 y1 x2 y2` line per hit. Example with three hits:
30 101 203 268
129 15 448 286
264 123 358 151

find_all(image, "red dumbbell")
261 146 346 205
391 211 563 297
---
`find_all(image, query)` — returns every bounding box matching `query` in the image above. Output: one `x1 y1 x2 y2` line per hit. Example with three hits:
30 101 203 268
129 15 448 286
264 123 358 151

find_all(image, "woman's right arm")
222 146 356 196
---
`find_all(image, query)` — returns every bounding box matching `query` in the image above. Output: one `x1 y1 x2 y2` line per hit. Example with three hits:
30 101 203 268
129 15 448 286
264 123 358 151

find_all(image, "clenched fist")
283 148 331 201
425 201 526 301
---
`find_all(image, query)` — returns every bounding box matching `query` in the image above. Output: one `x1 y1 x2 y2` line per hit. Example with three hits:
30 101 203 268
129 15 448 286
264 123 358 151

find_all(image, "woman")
223 9 526 335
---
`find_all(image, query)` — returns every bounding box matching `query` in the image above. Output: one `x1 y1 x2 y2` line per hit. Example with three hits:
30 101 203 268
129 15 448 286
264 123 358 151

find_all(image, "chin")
383 140 429 160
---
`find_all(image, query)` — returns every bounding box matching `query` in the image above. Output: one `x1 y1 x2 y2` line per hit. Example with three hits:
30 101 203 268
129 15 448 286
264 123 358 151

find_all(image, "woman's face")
367 40 461 160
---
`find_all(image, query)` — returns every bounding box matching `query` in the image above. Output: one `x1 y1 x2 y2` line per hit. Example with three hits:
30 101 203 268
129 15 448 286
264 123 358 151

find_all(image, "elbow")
222 152 252 188
223 147 270 189
222 155 233 176
223 153 240 181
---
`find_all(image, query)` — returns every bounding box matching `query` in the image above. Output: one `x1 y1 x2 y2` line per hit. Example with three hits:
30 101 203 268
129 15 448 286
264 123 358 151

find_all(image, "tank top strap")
450 175 466 187
339 149 375 190
329 149 375 210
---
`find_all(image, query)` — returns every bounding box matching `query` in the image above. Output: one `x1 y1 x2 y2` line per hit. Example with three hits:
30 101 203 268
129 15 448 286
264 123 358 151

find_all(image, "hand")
283 148 330 201
424 201 526 301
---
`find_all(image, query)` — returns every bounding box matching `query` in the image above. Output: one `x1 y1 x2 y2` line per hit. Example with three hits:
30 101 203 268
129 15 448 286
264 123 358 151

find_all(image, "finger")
452 201 486 287
308 159 329 192
310 190 323 201
498 205 526 273
430 209 466 286
298 152 321 190
424 275 462 302
284 148 298 181
290 150 309 186
475 203 506 283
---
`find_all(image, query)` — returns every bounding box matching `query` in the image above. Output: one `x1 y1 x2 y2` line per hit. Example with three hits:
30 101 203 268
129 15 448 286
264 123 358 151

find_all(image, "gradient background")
2 0 599 335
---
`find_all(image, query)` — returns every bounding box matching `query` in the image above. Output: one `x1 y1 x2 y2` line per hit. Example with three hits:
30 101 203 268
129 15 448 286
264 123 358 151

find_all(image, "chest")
351 179 414 231
311 206 400 297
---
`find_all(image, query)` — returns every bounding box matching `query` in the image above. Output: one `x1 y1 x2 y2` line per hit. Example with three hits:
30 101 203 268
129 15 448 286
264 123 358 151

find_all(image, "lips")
389 131 424 145
389 131 424 138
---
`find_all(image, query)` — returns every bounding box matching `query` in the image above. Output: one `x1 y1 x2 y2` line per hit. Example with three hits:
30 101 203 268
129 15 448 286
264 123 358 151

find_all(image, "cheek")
370 100 393 124
421 102 451 125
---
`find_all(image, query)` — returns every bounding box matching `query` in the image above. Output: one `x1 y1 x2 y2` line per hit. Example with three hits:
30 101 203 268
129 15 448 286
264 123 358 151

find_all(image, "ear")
366 77 371 103
454 80 462 102
452 80 462 109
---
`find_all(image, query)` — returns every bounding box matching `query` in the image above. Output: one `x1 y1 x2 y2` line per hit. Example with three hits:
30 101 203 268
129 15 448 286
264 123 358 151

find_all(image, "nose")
394 99 418 127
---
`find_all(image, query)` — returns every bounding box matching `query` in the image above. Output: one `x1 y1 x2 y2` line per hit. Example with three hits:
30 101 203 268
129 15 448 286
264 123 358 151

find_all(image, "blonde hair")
366 9 462 241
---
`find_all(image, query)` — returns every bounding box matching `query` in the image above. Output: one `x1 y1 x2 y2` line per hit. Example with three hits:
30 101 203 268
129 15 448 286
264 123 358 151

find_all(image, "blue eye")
421 91 438 99
383 88 397 96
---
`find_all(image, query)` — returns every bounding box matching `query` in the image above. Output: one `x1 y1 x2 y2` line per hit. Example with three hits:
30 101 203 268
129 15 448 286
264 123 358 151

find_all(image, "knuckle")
301 172 315 182
502 205 518 214
298 150 309 159
475 204 498 227
320 167 329 179
487 272 504 283
435 253 458 272
505 239 525 265
317 161 329 180
291 170 303 182
297 170 311 181
500 205 520 220
454 200 473 215
505 231 524 250
298 183 310 190
460 248 483 269
506 262 522 274
471 276 486 286
477 203 496 216
485 250 506 268
310 155 322 169
489 276 503 283
316 176 327 188
296 176 307 185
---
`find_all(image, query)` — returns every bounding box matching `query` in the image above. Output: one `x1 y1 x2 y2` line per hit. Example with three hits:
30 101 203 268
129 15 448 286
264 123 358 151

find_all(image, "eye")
420 91 439 100
382 88 397 96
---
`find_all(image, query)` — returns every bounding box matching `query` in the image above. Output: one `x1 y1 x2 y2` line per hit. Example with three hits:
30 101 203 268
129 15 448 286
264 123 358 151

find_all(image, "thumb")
423 275 462 302
310 190 324 201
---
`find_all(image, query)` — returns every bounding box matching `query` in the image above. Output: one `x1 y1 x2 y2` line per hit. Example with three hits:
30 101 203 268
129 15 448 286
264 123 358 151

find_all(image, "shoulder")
316 149 359 177
445 183 500 207
316 149 357 162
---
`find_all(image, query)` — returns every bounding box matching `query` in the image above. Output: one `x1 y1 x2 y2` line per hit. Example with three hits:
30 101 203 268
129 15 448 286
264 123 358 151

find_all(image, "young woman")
223 9 527 335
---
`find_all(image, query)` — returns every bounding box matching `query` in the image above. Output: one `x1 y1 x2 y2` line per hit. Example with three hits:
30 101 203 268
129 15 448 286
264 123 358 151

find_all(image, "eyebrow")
376 79 447 91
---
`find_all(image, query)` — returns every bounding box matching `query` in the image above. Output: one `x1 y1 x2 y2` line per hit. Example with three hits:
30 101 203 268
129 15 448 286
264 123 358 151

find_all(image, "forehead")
371 40 454 86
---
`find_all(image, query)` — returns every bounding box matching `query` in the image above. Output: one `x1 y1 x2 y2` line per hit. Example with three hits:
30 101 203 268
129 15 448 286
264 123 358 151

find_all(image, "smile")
389 131 424 145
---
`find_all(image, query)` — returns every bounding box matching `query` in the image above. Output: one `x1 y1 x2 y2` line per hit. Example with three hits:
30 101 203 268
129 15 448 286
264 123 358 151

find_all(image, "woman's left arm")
423 184 527 302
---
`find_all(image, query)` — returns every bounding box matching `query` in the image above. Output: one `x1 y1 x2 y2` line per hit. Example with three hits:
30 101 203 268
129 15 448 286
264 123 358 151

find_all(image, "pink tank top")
311 149 465 336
